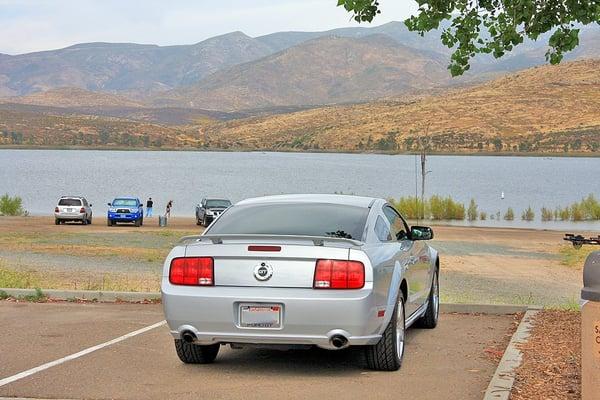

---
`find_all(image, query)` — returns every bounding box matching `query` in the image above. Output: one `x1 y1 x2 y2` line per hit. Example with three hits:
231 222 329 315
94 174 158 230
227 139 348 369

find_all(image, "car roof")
236 194 378 208
59 196 85 199
113 197 139 201
205 198 231 202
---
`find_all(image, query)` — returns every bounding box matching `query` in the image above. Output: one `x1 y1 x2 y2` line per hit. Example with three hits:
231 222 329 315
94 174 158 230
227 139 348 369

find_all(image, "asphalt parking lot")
0 302 515 400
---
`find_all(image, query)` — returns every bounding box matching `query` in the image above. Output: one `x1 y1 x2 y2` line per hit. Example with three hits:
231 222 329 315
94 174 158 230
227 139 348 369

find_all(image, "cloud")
0 0 416 54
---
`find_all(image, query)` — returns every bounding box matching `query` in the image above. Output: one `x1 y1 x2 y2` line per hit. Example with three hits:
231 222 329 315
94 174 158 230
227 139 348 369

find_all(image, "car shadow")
187 330 418 377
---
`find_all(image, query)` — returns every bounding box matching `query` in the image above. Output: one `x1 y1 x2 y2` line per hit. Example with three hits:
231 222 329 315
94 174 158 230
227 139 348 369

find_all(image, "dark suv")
196 198 232 226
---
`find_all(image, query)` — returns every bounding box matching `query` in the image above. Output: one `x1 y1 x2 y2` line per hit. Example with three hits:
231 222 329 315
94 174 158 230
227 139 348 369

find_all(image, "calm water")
1 150 599 231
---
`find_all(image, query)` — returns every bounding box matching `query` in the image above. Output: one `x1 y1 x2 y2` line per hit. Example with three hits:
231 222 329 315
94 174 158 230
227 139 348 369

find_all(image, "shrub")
389 196 426 220
555 206 571 221
521 206 535 221
504 208 515 221
0 194 26 216
390 195 465 220
467 199 478 221
429 195 465 220
479 211 487 220
541 207 554 222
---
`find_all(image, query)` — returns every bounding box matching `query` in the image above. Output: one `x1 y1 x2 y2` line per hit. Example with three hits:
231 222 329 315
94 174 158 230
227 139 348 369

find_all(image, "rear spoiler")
178 234 363 247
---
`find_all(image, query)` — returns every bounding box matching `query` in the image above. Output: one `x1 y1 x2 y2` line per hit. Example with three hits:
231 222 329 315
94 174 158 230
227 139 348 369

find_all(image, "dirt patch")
511 310 581 400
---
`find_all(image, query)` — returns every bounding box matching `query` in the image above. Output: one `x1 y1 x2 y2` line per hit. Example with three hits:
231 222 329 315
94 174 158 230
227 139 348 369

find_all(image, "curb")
483 308 539 400
2 288 533 314
0 288 160 302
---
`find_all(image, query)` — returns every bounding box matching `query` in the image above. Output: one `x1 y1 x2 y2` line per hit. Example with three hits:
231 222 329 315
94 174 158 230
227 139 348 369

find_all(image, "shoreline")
1 145 599 158
1 215 598 234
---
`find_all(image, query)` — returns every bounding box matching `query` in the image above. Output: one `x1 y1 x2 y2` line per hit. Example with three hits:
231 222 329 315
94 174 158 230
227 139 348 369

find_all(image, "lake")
1 149 599 231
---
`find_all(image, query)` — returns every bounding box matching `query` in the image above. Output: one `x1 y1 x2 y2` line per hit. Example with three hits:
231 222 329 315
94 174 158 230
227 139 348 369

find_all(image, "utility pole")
419 124 431 220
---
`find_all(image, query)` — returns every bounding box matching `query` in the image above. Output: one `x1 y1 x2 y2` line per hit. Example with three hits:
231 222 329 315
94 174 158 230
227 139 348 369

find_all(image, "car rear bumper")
55 213 85 220
161 282 383 350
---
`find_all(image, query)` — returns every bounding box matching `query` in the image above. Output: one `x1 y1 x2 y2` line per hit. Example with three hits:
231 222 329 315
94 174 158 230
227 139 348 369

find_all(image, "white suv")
54 196 93 225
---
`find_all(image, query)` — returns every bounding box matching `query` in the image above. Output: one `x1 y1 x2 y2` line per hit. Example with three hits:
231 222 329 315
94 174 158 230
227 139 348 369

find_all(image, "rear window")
207 203 369 240
206 200 231 208
58 198 82 206
112 199 138 206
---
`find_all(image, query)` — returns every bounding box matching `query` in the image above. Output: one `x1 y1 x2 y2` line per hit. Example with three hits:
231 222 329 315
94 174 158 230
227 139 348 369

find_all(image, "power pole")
419 124 431 220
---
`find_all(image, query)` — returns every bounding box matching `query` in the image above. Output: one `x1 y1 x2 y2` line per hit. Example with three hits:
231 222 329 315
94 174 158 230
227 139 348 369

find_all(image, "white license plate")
239 304 282 329
66 208 73 213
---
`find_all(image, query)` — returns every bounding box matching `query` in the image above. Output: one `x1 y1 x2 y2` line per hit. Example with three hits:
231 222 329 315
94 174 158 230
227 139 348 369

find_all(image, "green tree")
503 207 515 221
337 0 600 76
467 198 478 221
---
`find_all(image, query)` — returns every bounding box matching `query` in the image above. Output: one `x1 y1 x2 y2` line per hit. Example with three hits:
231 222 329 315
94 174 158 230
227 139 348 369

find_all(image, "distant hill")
0 32 274 97
154 35 451 110
1 21 598 106
199 60 600 154
0 88 145 108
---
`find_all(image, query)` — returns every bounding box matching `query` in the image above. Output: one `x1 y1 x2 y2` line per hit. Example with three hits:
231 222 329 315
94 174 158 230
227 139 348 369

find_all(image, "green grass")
19 288 46 302
559 244 594 268
0 290 9 300
0 264 42 288
390 195 466 220
0 194 26 216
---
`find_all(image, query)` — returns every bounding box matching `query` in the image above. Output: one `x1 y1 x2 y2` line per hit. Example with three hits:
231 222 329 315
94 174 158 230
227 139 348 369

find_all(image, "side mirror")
107 203 111 206
410 226 434 241
89 204 93 207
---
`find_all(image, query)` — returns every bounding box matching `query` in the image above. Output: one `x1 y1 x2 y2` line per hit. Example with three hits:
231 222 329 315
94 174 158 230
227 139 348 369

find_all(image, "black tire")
365 292 405 371
417 268 439 329
107 219 113 226
134 218 141 227
196 217 201 226
82 218 88 225
202 216 208 227
55 218 60 225
140 217 143 226
174 339 219 364
88 216 92 225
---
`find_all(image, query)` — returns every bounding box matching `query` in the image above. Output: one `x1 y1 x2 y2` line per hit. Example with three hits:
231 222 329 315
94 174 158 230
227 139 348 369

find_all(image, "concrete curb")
0 288 161 302
483 308 539 400
2 288 533 314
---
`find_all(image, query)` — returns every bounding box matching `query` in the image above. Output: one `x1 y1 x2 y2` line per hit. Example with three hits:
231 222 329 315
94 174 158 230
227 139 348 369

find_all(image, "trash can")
158 216 167 227
582 251 600 400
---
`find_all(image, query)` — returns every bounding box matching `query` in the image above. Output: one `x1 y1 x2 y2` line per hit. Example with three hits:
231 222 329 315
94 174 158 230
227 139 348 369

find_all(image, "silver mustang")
161 194 439 371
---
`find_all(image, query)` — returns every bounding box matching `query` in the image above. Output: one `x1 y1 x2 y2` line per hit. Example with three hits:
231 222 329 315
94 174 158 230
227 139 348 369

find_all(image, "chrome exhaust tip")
181 331 197 344
330 334 348 349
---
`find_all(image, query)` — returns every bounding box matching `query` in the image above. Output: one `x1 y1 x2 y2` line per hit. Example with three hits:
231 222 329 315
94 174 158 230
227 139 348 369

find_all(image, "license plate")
239 304 282 329
66 208 72 213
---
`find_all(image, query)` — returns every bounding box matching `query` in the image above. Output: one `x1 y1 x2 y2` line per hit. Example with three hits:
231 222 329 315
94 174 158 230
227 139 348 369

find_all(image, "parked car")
107 197 143 226
195 198 232 226
162 194 439 371
54 196 93 225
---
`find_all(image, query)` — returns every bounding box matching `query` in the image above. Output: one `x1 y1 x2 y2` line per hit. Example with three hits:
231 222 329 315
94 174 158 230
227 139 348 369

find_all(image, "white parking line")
0 320 166 388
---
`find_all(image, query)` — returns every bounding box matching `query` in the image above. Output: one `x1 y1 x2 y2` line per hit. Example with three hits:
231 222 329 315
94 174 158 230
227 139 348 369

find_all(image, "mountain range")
0 22 599 154
1 22 599 111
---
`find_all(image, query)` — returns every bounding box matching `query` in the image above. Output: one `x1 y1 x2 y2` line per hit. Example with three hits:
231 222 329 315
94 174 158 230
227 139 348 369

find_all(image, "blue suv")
107 197 144 226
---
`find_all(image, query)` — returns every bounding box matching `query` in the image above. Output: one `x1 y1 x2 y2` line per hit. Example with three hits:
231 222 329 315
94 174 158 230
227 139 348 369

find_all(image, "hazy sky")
0 0 417 55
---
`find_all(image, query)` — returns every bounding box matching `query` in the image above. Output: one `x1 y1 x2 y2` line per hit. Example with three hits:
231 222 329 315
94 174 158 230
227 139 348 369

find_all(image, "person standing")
165 200 173 218
146 197 154 217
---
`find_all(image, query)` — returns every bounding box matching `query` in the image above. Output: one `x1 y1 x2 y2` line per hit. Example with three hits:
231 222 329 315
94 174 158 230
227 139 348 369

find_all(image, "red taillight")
313 260 364 289
54 207 59 213
79 207 85 213
169 257 214 286
248 245 281 252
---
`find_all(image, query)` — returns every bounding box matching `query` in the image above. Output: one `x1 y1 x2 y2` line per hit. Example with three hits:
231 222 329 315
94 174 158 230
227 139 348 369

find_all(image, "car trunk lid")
183 235 359 288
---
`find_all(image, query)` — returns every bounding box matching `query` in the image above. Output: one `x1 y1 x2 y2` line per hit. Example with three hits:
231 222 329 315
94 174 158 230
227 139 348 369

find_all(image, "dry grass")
200 60 600 153
559 245 595 268
0 262 160 292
